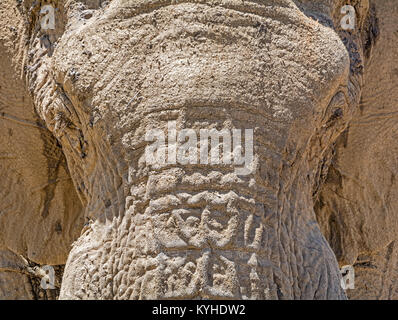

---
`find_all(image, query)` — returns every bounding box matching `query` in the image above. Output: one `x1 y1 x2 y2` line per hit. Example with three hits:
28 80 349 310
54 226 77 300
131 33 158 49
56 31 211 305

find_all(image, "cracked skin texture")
0 0 396 299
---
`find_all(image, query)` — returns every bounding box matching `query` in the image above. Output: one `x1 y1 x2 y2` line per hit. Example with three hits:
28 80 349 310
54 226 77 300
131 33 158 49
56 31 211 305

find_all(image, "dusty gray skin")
1 0 396 300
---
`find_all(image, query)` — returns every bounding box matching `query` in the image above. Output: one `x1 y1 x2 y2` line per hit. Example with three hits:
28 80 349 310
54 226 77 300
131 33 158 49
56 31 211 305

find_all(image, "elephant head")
0 0 395 300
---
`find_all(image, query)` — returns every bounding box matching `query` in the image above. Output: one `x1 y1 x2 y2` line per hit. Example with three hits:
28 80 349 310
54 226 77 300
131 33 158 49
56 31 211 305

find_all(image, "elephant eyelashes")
324 91 348 124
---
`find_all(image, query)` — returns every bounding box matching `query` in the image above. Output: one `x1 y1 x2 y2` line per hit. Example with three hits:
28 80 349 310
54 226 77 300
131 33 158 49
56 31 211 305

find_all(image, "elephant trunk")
59 107 345 299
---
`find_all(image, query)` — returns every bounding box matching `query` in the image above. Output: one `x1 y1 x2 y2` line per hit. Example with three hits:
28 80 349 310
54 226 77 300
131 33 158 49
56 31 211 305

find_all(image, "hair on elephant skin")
0 0 397 300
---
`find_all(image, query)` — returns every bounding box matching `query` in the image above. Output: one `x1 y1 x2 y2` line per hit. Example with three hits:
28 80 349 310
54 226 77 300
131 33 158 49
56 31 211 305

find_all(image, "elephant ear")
315 0 398 299
0 0 84 267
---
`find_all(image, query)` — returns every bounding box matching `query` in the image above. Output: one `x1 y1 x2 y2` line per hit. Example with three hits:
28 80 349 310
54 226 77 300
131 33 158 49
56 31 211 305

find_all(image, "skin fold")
0 0 396 299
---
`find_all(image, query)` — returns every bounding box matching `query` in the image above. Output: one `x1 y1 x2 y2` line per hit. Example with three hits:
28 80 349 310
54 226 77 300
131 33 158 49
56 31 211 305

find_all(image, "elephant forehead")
53 1 349 124
104 0 339 16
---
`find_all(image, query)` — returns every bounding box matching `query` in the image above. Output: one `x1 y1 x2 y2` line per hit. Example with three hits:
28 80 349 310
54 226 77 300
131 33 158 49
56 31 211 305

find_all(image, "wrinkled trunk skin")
24 0 354 299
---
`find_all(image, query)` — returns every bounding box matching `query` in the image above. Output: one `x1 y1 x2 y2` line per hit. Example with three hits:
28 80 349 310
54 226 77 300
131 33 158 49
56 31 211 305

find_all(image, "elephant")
0 0 397 300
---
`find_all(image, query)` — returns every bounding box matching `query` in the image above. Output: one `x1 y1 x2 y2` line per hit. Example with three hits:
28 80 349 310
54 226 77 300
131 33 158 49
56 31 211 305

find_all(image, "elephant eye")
322 91 349 127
